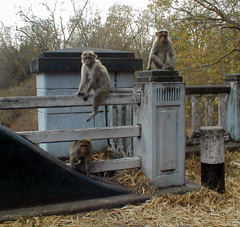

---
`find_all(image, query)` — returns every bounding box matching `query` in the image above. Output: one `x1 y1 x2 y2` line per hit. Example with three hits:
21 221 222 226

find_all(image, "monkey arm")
165 50 176 67
84 73 96 96
147 42 158 69
78 65 89 93
165 52 171 66
147 55 153 70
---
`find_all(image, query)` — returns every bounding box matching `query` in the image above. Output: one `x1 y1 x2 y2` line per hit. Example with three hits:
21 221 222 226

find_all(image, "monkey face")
156 31 168 43
81 50 97 67
80 144 89 154
83 56 94 67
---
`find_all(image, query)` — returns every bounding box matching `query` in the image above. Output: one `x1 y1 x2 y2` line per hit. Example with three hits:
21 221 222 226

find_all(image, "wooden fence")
0 93 142 173
1 83 239 172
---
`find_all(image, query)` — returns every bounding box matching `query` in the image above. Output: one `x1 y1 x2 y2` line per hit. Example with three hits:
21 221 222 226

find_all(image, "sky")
0 0 151 26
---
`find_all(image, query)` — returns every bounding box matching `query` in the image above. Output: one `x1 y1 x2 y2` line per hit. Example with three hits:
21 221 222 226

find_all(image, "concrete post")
204 94 214 126
224 74 240 141
200 126 225 193
190 94 201 137
134 70 185 188
218 94 229 132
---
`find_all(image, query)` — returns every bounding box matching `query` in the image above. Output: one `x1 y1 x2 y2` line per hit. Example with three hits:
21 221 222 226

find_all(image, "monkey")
69 139 92 176
147 30 176 71
76 50 110 122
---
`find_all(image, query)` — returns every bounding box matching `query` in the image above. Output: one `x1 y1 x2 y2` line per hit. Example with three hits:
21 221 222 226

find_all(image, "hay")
1 150 240 227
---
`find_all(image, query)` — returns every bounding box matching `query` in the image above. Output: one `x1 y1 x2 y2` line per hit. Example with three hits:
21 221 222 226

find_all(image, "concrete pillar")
190 94 201 137
200 126 225 193
218 94 229 132
30 47 142 157
134 70 185 188
204 94 214 126
224 74 240 141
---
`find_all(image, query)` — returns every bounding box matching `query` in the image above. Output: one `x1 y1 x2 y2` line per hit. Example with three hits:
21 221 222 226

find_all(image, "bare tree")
16 0 90 51
171 0 240 57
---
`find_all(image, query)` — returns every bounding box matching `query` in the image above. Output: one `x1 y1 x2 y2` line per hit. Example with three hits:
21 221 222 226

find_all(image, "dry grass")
0 77 38 131
1 150 240 227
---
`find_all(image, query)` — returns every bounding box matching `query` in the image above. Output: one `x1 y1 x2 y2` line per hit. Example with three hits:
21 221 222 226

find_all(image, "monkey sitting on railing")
76 50 110 122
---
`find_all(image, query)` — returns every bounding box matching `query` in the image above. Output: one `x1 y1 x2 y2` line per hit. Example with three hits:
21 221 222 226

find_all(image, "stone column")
134 70 185 188
224 74 240 141
218 94 229 132
204 94 214 126
190 94 201 137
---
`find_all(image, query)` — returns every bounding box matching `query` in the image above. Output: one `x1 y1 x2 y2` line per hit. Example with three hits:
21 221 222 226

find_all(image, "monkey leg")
86 97 100 122
86 87 109 122
147 58 152 70
85 159 91 177
151 55 166 69
70 158 76 169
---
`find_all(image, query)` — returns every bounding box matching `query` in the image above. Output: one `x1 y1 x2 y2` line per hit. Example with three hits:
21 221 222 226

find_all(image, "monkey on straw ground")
147 29 176 71
76 50 110 122
69 139 92 177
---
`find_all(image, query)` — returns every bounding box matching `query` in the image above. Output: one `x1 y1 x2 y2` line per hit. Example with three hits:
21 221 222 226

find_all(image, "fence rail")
17 125 141 143
186 85 230 94
0 93 140 110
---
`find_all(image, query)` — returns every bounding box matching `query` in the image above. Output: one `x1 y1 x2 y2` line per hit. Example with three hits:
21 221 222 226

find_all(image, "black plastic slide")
0 125 133 210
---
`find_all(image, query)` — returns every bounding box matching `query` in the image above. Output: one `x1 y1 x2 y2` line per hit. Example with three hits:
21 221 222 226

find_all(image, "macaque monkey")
69 139 92 176
147 30 176 71
76 50 110 122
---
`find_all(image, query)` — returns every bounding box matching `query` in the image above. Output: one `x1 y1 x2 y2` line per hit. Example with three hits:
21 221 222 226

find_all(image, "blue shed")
30 47 143 157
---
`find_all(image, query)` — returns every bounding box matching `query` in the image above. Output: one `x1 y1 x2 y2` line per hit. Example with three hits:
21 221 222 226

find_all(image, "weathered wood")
0 93 140 110
72 157 142 173
17 125 141 143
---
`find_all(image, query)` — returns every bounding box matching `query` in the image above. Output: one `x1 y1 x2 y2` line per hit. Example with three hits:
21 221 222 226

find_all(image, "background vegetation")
0 0 239 130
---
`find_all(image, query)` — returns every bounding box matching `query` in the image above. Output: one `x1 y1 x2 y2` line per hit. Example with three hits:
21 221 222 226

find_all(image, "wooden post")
200 126 225 193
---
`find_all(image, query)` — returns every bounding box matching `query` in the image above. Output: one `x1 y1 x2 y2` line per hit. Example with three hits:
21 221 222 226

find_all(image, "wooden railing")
0 93 142 173
0 84 237 156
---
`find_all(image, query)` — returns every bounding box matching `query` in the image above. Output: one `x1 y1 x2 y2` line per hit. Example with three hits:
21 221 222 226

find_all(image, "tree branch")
179 49 240 72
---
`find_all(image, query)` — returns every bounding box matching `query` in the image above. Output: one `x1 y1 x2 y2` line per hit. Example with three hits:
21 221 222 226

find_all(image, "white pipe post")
200 126 225 193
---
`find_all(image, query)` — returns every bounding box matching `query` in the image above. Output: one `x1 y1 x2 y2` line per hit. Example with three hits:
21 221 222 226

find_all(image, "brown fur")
69 139 92 176
147 30 176 70
76 50 110 122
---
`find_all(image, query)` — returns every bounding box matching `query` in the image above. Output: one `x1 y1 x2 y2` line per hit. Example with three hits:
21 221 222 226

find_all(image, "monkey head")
156 30 169 43
79 139 92 153
81 50 97 67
